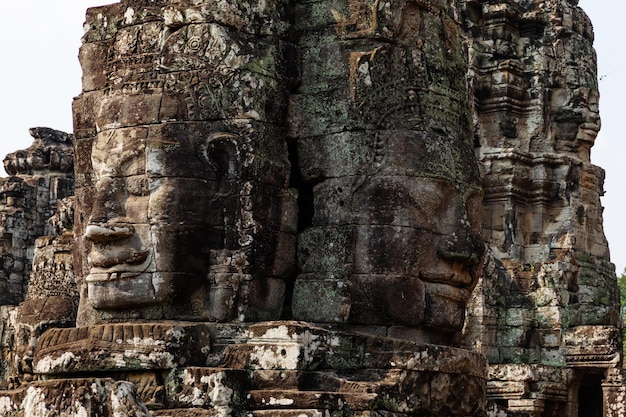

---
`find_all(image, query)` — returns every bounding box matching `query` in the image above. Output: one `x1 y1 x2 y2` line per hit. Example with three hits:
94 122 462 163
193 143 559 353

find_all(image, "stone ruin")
463 2 622 416
0 127 75 388
0 0 621 416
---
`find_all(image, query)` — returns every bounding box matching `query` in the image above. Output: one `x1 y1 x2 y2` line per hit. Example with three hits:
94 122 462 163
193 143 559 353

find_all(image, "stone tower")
0 127 73 306
462 1 622 416
0 128 75 388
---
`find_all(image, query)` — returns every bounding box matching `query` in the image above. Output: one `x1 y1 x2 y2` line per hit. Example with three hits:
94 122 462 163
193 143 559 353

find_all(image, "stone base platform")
0 321 486 416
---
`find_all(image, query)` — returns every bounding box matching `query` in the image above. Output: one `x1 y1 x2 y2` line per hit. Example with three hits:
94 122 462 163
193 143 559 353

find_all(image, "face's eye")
126 176 150 197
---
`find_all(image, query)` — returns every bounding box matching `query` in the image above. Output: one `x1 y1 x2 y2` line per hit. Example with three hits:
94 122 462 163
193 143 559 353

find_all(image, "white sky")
578 0 626 275
0 1 624 274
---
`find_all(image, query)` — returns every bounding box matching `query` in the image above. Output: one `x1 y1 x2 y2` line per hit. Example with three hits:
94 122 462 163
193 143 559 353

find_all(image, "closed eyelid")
92 152 145 178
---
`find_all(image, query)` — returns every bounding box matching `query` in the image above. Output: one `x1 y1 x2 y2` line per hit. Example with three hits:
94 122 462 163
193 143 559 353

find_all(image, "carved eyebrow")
92 139 145 177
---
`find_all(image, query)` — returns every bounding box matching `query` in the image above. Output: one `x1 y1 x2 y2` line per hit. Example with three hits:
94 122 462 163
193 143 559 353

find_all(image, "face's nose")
438 230 484 268
84 176 134 243
437 199 484 268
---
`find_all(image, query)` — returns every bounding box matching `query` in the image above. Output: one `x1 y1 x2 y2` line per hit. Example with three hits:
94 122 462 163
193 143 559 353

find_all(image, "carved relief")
72 0 294 324
0 0 618 416
332 0 379 39
292 0 484 345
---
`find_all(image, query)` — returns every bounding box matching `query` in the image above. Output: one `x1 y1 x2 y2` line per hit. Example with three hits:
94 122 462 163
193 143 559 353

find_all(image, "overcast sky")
0 1 624 273
577 0 626 275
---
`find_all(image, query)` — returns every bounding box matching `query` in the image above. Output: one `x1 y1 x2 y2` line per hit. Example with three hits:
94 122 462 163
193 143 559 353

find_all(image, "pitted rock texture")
461 0 623 415
73 0 296 325
0 0 621 416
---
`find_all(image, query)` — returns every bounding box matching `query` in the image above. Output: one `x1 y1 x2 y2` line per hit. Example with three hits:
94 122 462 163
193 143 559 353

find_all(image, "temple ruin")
0 0 622 416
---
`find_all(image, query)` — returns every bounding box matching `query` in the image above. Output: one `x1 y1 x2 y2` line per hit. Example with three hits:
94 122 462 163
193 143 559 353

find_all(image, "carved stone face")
290 0 485 343
551 86 600 160
83 124 237 318
72 0 295 324
294 132 485 341
350 175 484 332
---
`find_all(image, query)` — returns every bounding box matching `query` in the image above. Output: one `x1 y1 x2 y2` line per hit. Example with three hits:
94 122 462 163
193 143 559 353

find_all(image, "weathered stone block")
297 227 355 274
33 323 212 375
297 132 372 181
222 322 329 371
165 367 250 410
348 273 425 327
292 277 350 323
0 378 152 416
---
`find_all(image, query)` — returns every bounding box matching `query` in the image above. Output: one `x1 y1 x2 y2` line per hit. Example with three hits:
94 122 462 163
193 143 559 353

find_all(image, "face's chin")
418 260 481 331
422 282 471 331
87 272 158 309
86 246 158 309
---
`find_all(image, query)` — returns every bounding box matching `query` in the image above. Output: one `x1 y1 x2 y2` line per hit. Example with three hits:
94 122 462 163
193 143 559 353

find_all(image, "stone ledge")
33 322 213 374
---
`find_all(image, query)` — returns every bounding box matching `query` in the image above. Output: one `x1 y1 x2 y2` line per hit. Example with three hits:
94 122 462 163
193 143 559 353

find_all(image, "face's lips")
88 245 150 269
580 121 600 131
85 270 152 283
86 248 153 283
84 224 135 242
578 121 600 137
419 262 475 288
422 281 470 302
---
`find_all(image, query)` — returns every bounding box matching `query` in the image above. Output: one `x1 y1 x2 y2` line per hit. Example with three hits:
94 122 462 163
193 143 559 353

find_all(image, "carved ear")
204 132 241 188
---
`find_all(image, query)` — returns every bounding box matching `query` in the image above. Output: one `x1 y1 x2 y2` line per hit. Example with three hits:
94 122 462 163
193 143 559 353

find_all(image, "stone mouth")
86 271 151 283
84 224 135 242
422 281 470 302
579 122 600 134
581 120 600 128
86 250 153 282
419 263 475 288
87 245 151 269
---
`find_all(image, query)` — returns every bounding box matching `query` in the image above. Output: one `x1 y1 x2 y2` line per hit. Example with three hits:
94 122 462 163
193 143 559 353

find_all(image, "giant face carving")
294 131 485 342
351 176 484 333
73 0 482 339
290 0 486 343
82 125 240 319
73 1 295 324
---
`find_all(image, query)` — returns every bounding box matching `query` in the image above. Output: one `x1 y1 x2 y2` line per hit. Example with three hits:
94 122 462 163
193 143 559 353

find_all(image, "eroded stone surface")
33 322 212 375
0 378 152 416
461 0 623 415
0 0 622 416
28 322 486 416
291 0 485 344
